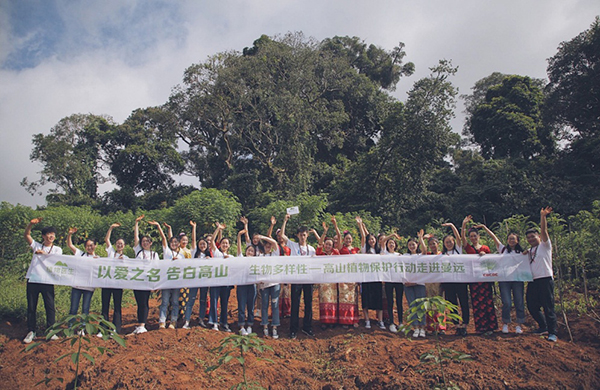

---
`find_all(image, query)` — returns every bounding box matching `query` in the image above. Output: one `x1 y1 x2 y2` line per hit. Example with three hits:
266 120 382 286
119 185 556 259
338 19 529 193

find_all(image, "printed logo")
481 259 498 277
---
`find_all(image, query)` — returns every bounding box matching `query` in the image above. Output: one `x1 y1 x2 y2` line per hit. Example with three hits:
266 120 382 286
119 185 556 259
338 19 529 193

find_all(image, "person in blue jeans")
183 237 212 329
209 223 234 332
66 227 97 334
236 229 257 335
404 234 427 338
256 234 281 338
475 224 526 334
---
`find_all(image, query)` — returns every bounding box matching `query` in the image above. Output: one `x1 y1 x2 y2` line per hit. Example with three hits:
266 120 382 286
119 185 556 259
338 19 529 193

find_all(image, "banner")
26 252 533 290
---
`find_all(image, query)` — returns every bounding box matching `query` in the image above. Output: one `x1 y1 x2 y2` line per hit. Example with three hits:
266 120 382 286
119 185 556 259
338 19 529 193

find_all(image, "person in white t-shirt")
150 220 181 330
101 223 128 335
525 207 557 342
258 235 281 339
23 218 62 344
66 227 97 331
209 222 234 332
280 214 316 339
440 222 469 336
236 229 258 335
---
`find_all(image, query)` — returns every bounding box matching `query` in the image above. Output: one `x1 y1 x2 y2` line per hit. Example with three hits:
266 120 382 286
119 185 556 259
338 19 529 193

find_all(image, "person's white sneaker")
23 331 35 344
502 324 509 334
77 330 85 336
412 329 420 338
97 332 103 338
419 328 426 338
272 328 279 340
182 321 190 329
133 325 147 334
159 323 166 329
378 321 386 330
263 327 269 337
389 324 398 333
49 334 59 341
168 324 175 330
240 327 248 336
212 323 219 331
515 325 523 334
365 320 371 329
246 326 253 335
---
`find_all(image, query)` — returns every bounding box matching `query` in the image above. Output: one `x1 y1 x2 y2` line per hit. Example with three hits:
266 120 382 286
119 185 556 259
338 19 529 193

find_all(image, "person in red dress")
315 224 341 329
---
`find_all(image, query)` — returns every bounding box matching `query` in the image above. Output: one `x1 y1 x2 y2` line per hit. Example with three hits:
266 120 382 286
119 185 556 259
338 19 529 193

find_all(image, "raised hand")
240 216 249 225
135 215 145 223
322 221 328 231
417 229 424 238
163 222 171 229
540 207 553 217
110 223 121 228
148 220 160 226
270 216 277 225
68 227 78 235
189 220 196 227
30 217 43 225
284 214 290 222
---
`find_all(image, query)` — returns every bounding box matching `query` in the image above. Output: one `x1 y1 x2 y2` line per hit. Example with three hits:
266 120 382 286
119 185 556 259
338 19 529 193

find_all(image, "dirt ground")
1 289 599 390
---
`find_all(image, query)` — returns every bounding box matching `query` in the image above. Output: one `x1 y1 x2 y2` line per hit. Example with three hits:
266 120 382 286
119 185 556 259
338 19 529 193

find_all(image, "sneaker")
515 325 523 334
533 328 548 335
221 324 231 333
290 332 297 340
97 332 103 338
412 329 420 338
272 328 279 340
246 326 253 335
378 321 386 330
389 324 398 333
50 334 59 341
168 324 175 330
365 320 371 329
183 321 190 329
419 328 426 338
159 323 166 329
302 329 315 337
263 327 269 337
133 326 147 334
77 330 85 336
548 334 558 342
23 331 35 344
212 323 219 331
240 327 248 336
459 327 467 336
198 320 207 328
502 324 509 334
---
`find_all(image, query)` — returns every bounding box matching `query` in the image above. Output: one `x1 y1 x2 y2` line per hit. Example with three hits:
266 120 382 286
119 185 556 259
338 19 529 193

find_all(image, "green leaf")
54 352 71 363
71 352 79 364
237 356 245 365
24 342 42 352
82 352 95 364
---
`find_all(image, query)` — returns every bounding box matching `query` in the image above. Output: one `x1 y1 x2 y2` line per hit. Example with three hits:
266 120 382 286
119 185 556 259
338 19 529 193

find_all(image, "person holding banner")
334 216 360 328
357 216 385 330
421 234 446 334
101 223 127 335
383 237 404 333
440 222 469 336
316 223 341 330
258 233 281 339
183 236 212 329
475 224 526 334
66 227 97 333
209 223 234 332
526 207 557 342
280 214 316 339
23 218 62 344
273 222 292 319
237 229 257 335
461 216 498 335
405 232 426 338
164 221 197 320
151 221 181 330
132 215 159 335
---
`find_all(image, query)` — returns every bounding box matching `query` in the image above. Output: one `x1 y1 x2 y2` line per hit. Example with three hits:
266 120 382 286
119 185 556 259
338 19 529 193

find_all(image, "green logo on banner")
480 259 497 272
55 261 68 267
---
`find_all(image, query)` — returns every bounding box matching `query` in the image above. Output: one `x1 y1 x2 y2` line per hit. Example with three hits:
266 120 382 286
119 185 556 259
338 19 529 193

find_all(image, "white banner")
26 252 533 290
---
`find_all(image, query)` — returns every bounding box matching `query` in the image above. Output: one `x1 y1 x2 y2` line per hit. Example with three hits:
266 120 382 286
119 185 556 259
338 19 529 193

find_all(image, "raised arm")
133 214 144 248
163 222 173 240
461 215 472 248
190 220 197 250
256 234 278 252
66 227 78 255
540 207 552 243
24 217 42 246
266 216 276 238
240 216 251 245
474 224 502 250
331 215 342 250
356 216 366 248
237 229 246 256
148 221 167 248
310 228 322 247
417 229 427 254
442 222 461 248
210 223 224 253
105 223 121 248
280 214 290 242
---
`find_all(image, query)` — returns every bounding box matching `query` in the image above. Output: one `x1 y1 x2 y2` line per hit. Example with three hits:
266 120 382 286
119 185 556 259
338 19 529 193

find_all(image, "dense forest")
4 18 599 269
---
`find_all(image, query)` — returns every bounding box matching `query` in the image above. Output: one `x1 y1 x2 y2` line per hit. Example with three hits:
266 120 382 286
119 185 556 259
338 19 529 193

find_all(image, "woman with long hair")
132 215 159 335
383 236 404 333
440 222 469 336
209 223 234 332
316 221 341 330
183 235 212 329
405 230 426 337
102 223 128 334
357 216 385 330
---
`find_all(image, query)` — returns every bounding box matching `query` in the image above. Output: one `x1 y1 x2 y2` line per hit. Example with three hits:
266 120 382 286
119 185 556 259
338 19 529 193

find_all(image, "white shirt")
73 249 96 292
286 239 315 256
361 245 377 254
162 245 182 261
134 244 159 260
529 239 553 279
106 245 129 259
213 248 234 259
26 240 63 279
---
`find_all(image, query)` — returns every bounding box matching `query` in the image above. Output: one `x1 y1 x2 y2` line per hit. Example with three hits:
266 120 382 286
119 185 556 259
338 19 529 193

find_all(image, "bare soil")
1 290 599 389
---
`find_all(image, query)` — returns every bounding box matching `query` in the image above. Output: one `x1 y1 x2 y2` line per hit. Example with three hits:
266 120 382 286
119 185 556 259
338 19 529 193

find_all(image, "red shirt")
280 245 291 256
464 244 490 255
316 247 340 256
340 246 359 255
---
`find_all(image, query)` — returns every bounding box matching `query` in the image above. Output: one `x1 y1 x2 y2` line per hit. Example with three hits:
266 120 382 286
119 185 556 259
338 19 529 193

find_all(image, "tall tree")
22 114 113 206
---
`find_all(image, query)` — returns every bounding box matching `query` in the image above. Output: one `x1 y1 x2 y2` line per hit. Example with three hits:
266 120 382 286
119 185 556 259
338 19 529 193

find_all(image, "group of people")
22 207 558 344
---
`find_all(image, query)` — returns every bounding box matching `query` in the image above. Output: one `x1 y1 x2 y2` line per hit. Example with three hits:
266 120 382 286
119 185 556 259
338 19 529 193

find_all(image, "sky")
1 0 598 207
